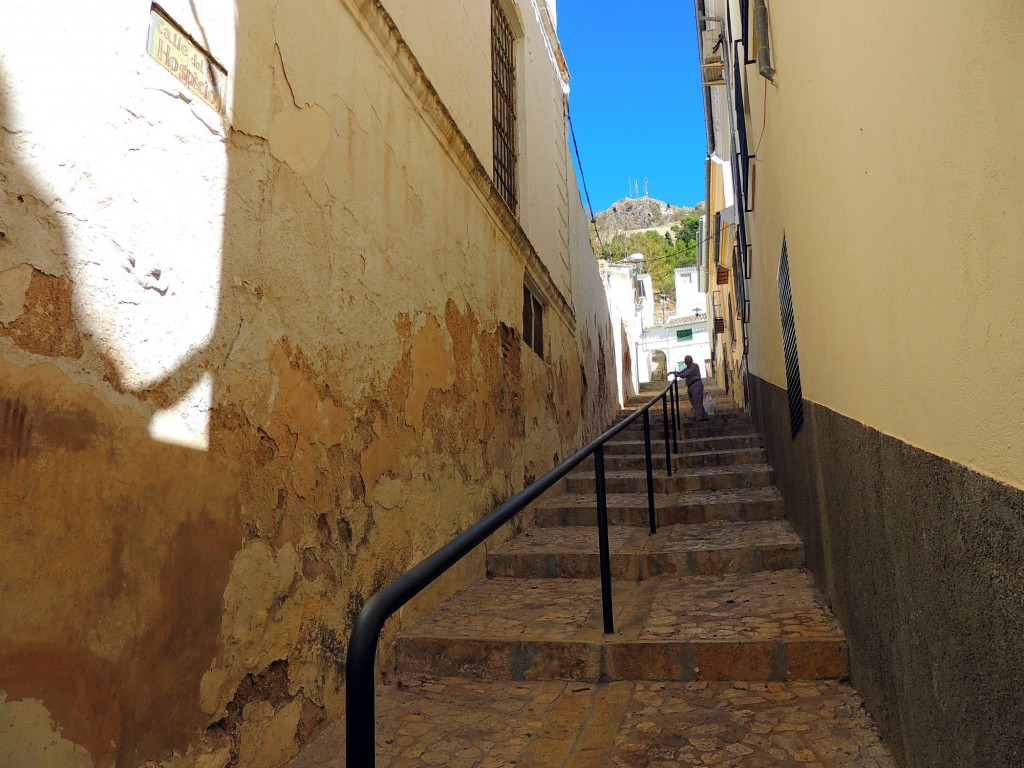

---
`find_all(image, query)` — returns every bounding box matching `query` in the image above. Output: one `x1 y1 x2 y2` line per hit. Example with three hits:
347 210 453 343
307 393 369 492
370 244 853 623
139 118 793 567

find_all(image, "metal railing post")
594 444 614 634
346 611 382 767
669 380 679 454
661 394 673 476
674 376 682 430
642 410 657 534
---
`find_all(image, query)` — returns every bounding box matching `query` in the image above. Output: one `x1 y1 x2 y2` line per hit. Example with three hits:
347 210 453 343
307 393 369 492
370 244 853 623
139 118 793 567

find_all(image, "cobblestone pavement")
641 571 841 641
286 675 895 768
565 464 774 495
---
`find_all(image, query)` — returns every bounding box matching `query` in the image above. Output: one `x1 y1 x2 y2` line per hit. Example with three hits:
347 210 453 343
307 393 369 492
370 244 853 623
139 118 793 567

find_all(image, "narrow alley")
2 2 1021 767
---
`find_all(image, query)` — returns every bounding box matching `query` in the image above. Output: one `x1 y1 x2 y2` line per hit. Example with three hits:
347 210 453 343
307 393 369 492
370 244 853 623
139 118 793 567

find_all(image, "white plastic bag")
703 393 716 416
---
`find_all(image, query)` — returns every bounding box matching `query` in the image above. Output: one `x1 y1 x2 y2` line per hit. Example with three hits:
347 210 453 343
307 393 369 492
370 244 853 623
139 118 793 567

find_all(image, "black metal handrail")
345 376 682 766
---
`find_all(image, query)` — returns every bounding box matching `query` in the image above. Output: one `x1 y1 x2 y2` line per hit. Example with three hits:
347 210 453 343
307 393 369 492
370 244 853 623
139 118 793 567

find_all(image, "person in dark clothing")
676 355 707 420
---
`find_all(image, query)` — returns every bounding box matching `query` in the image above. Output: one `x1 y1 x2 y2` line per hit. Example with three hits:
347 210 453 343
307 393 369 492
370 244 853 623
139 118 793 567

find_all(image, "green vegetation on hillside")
594 216 703 297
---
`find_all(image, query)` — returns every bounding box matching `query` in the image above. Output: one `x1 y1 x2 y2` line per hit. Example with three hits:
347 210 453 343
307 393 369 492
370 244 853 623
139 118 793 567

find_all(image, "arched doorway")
649 350 667 381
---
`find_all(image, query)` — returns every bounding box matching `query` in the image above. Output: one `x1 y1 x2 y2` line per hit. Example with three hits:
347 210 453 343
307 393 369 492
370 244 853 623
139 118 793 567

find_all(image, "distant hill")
590 196 706 298
594 196 704 242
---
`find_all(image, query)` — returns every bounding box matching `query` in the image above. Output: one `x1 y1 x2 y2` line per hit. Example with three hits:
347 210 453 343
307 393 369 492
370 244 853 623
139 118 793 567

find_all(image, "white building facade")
638 267 711 382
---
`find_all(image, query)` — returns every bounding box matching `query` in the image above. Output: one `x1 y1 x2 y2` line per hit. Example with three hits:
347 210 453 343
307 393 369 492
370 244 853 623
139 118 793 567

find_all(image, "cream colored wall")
384 0 574 298
706 157 741 398
0 1 617 766
743 0 1024 487
519 1 573 299
382 0 492 162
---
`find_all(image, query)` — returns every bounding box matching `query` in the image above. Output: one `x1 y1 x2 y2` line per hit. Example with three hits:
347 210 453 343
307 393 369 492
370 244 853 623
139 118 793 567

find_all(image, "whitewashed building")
638 266 711 381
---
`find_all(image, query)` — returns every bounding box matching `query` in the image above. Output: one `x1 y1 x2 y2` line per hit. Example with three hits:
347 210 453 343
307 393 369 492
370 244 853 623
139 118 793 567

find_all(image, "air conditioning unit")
701 30 725 85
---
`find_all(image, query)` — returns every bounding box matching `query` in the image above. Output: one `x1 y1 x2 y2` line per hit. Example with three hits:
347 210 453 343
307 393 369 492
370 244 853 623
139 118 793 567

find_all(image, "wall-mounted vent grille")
777 237 803 437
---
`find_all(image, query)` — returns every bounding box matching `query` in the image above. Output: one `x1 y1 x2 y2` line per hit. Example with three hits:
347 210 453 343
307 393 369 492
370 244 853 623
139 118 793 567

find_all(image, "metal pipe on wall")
752 0 776 81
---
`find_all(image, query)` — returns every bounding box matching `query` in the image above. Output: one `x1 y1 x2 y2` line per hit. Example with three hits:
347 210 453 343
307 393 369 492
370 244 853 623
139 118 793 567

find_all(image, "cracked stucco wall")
0 1 617 767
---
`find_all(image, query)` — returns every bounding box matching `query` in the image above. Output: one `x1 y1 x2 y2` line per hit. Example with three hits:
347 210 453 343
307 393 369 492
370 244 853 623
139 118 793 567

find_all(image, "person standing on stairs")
675 355 708 421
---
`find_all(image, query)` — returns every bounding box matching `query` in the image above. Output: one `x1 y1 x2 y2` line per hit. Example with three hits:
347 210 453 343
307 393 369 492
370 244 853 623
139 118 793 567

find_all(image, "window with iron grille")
523 283 544 358
777 237 804 437
491 0 518 213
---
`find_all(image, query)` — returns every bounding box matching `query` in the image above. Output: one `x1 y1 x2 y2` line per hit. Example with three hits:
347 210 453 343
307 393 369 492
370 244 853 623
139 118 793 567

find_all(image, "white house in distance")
637 266 711 382
602 254 651 402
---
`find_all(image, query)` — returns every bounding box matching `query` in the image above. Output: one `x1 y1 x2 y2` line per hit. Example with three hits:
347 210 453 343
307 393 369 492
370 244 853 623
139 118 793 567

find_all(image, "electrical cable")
566 105 604 251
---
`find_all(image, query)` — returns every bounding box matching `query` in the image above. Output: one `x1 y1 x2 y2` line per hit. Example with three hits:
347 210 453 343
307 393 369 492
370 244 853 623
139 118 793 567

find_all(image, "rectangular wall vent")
777 237 804 437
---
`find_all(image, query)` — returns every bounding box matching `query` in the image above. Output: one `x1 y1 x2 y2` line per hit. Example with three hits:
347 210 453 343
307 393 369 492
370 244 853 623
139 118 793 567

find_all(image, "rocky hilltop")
595 196 704 241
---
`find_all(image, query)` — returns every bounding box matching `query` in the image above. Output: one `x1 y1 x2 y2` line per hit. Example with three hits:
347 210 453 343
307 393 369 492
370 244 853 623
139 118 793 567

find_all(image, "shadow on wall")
0 55 243 767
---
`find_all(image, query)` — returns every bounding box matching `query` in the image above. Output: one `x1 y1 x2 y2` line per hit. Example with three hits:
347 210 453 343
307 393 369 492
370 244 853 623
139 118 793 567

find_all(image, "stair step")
610 423 756 441
619 407 741 417
613 413 752 430
487 520 804 579
679 446 766 467
628 386 728 402
582 446 766 471
605 433 762 454
565 464 774 494
396 570 848 682
535 487 785 527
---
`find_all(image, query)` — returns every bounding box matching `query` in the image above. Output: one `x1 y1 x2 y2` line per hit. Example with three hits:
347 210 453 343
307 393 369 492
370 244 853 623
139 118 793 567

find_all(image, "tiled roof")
650 313 707 329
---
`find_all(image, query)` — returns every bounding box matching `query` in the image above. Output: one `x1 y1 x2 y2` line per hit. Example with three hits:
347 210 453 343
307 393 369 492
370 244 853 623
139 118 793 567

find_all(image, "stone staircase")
288 384 895 767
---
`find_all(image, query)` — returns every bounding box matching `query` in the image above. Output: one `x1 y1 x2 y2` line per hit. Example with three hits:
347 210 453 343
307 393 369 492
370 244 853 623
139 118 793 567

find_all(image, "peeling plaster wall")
0 1 616 767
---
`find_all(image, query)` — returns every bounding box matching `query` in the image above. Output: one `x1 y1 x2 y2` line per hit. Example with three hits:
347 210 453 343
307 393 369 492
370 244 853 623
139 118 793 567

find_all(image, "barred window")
523 283 544 358
491 0 518 212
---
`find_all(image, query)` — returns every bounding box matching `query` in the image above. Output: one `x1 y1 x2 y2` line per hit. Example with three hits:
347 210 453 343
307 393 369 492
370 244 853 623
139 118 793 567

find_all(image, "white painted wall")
603 261 645 398
674 267 704 316
638 322 711 383
384 0 574 298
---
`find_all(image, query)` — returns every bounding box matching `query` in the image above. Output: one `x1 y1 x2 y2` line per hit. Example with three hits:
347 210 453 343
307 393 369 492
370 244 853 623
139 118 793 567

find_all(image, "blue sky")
556 0 707 213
